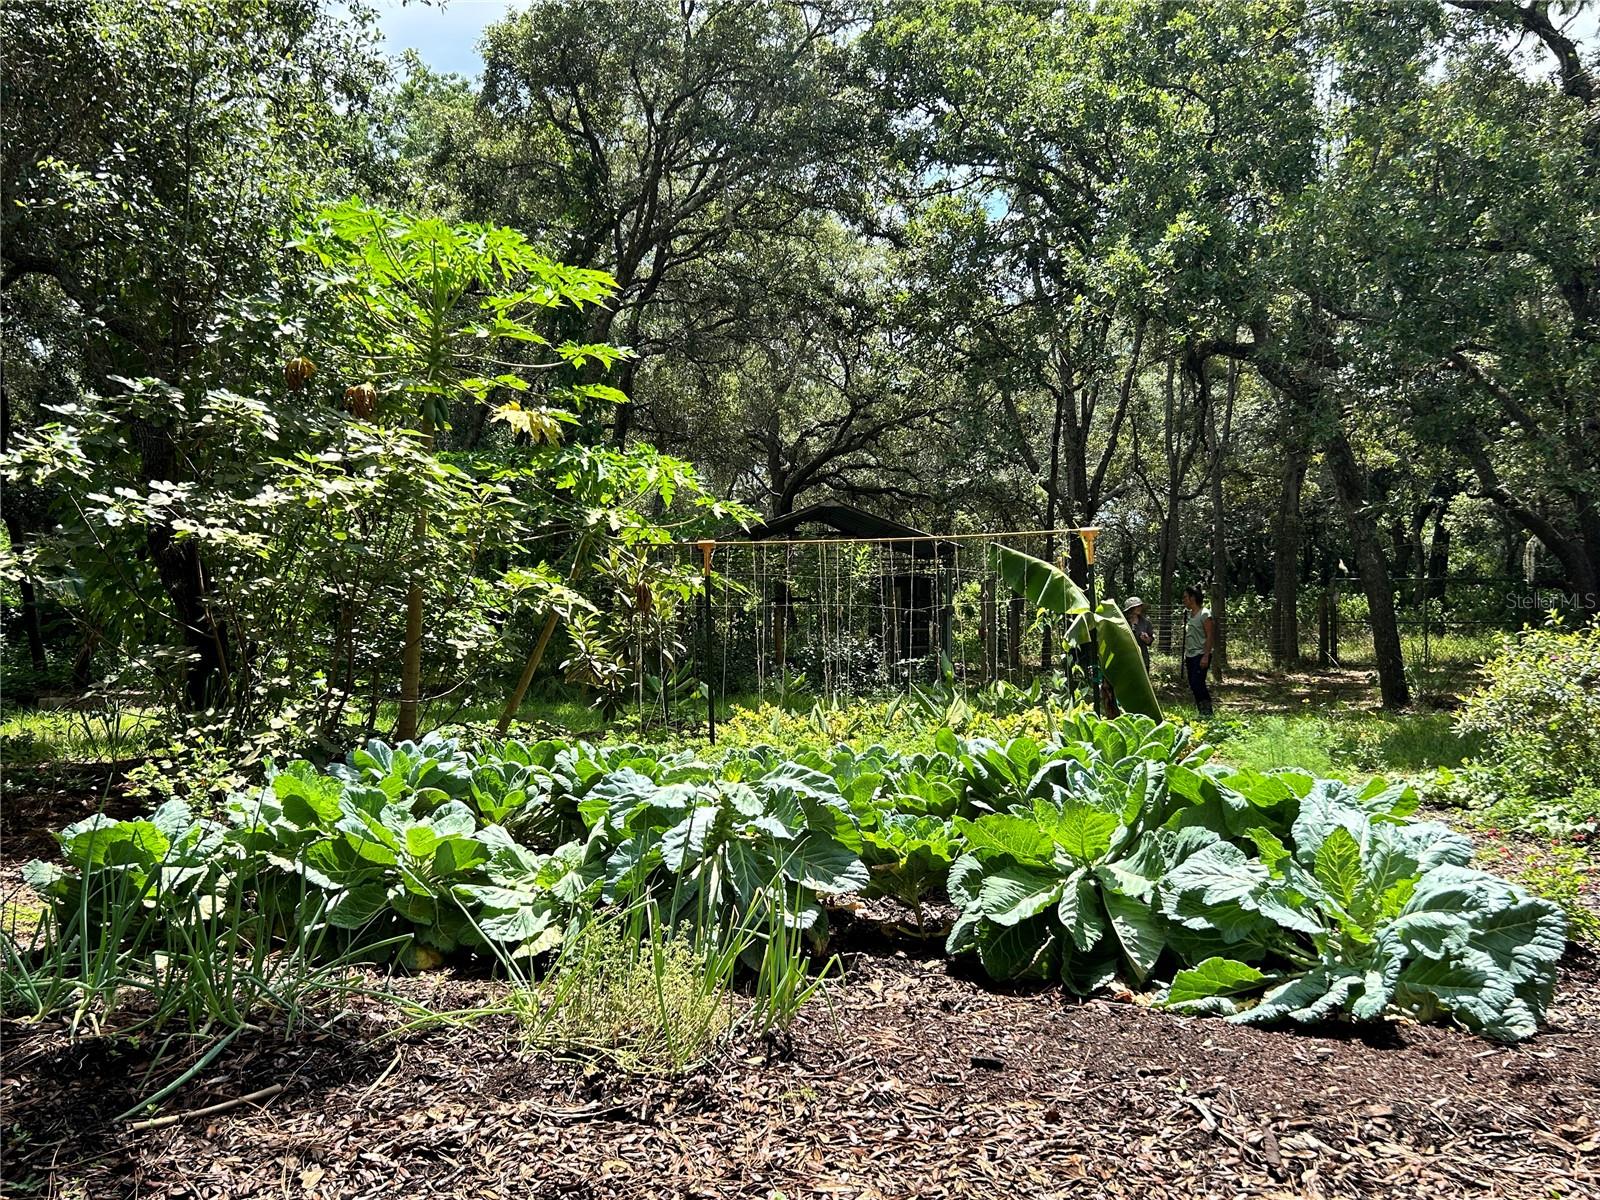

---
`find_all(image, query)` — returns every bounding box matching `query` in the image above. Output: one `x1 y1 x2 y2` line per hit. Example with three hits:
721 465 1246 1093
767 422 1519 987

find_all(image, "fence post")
1317 589 1330 667
1328 582 1337 667
698 540 716 745
1422 587 1431 668
1081 528 1101 716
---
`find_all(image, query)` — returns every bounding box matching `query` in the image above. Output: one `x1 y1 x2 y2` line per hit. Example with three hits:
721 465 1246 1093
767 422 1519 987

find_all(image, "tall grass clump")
503 886 837 1076
8 813 376 1042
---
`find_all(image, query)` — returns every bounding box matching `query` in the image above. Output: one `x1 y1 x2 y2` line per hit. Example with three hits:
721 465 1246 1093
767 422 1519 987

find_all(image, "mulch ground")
4 901 1598 1200
5 781 1599 1200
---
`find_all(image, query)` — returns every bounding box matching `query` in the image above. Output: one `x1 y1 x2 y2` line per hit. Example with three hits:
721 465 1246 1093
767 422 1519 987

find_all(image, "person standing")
1181 585 1216 716
1122 597 1155 669
1102 597 1156 716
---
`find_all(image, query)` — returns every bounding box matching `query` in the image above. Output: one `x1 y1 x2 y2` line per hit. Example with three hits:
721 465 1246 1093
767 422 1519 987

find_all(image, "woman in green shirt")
1181 585 1216 716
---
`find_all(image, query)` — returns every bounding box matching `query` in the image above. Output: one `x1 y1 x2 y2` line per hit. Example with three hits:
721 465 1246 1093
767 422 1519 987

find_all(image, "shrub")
1459 619 1600 787
716 686 1070 757
1513 845 1600 948
1455 619 1600 835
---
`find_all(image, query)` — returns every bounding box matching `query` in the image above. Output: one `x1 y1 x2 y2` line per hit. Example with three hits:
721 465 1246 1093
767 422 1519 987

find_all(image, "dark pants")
1185 655 1214 716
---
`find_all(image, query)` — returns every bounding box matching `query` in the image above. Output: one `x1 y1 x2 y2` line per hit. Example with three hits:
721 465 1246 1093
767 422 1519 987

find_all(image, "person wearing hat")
1122 597 1155 670
1102 596 1156 717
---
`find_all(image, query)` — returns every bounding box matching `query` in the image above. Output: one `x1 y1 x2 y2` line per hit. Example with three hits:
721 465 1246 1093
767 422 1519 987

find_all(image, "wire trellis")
658 528 1104 720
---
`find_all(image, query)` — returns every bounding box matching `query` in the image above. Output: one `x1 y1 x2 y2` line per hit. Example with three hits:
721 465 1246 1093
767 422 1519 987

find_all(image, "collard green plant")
861 814 959 925
578 759 868 949
22 718 1568 1044
1157 790 1566 1042
944 756 1190 990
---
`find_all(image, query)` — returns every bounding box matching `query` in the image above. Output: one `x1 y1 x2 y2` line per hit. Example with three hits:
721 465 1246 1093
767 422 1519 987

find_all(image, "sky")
371 0 1598 80
371 1 519 78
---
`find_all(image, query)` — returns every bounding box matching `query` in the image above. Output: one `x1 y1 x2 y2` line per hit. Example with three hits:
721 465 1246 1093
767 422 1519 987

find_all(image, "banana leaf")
1093 600 1162 721
993 543 1092 615
990 545 1162 721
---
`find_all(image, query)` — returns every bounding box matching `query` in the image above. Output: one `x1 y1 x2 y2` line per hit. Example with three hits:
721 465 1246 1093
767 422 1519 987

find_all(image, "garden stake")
1082 527 1100 715
699 540 716 744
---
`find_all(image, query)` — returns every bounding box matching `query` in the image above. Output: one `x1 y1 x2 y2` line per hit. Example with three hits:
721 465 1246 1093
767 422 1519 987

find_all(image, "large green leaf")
1055 869 1106 952
1101 886 1164 982
60 815 168 869
991 544 1091 616
1394 948 1516 1035
956 813 1055 864
1312 826 1365 914
432 836 489 877
326 882 390 929
1232 962 1365 1027
975 862 1062 926
1047 797 1120 864
780 832 869 893
1161 957 1268 1009
661 806 720 872
1160 840 1271 912
947 852 985 909
976 918 1054 980
988 545 1160 720
1093 600 1162 721
274 763 344 826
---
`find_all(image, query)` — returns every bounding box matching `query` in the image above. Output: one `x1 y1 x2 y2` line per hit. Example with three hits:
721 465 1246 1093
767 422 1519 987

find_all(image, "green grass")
1197 709 1481 781
0 707 163 765
0 685 750 772
375 688 767 742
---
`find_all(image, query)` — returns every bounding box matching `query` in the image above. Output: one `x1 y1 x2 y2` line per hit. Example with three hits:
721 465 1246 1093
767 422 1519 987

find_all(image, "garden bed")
4 892 1597 1200
4 710 1595 1200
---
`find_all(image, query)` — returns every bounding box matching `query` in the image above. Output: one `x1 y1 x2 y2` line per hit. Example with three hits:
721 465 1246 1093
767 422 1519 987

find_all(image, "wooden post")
495 610 561 735
1081 528 1101 715
699 540 716 745
496 535 593 735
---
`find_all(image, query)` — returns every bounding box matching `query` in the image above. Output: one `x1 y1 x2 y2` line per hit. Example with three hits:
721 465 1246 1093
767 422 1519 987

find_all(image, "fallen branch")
126 1084 285 1132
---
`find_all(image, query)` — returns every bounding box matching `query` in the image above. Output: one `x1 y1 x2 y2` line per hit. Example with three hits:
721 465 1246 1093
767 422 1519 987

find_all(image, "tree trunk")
1271 442 1310 667
1323 425 1410 708
148 525 230 709
1157 504 1180 653
0 388 46 673
1426 505 1450 601
396 416 435 740
1459 436 1599 616
1205 359 1238 680
1209 476 1228 680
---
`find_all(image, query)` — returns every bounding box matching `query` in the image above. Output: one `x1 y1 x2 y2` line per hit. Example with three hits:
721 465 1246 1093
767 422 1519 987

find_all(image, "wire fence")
642 533 1540 725
668 530 1082 710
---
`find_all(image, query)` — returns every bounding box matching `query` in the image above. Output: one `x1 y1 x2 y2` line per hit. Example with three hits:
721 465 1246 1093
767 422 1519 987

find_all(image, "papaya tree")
295 201 627 739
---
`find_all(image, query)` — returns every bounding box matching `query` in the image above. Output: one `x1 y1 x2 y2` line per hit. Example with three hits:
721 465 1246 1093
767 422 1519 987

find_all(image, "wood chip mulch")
5 905 1598 1200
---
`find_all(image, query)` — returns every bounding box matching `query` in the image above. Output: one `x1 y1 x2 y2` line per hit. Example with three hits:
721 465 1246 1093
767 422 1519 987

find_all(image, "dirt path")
5 914 1597 1200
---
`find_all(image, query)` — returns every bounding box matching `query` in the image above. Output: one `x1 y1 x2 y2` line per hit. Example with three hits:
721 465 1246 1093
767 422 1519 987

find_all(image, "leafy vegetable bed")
23 714 1567 1042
